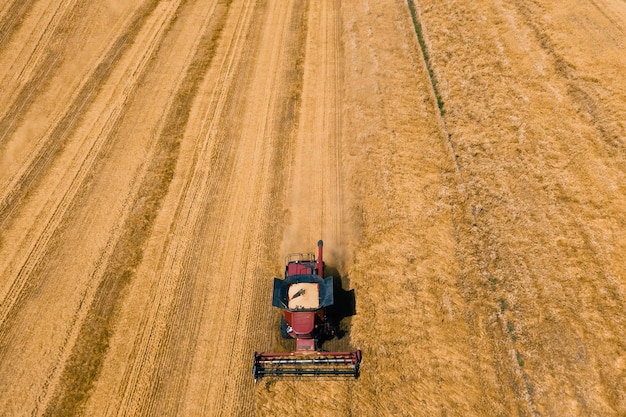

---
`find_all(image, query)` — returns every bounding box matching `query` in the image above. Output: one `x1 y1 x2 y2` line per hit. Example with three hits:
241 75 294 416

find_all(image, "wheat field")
0 0 624 415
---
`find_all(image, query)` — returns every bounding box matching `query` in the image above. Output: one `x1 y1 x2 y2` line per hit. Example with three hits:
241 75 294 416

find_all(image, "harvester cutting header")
253 240 362 380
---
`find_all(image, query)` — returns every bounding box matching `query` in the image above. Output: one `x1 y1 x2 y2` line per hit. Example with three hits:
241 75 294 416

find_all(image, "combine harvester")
253 240 362 381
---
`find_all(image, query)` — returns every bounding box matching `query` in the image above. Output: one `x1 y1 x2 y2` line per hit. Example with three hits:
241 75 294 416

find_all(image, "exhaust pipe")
317 240 323 277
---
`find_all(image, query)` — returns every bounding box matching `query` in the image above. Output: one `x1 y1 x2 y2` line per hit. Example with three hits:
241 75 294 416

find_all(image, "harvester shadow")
320 266 356 352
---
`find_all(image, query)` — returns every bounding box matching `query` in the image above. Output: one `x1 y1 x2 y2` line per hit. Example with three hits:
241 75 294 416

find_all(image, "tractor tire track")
0 0 176 327
0 0 163 334
280 0 346 253
0 0 81 189
0 0 35 50
38 2 193 415
84 1 309 415
102 0 256 411
0 1 161 351
0 1 199 414
0 0 76 129
106 1 267 414
0 1 160 231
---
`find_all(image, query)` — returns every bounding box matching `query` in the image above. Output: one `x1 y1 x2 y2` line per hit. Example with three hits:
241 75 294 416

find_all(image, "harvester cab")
253 240 362 381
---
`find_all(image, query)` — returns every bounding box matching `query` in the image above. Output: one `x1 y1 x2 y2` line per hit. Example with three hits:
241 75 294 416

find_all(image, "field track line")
215 2 306 413
107 1 308 415
0 0 165 328
113 0 259 411
0 1 35 50
514 0 626 157
0 0 88 144
279 0 344 253
76 1 255 415
405 1 541 414
0 1 161 231
36 1 187 414
322 0 345 249
588 0 626 34
0 1 191 414
34 0 232 414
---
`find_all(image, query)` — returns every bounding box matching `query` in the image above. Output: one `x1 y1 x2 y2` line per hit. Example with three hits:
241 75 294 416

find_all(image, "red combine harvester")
253 240 361 380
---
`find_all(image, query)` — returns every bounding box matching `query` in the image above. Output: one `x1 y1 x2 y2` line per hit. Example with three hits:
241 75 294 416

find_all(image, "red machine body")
253 241 361 380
